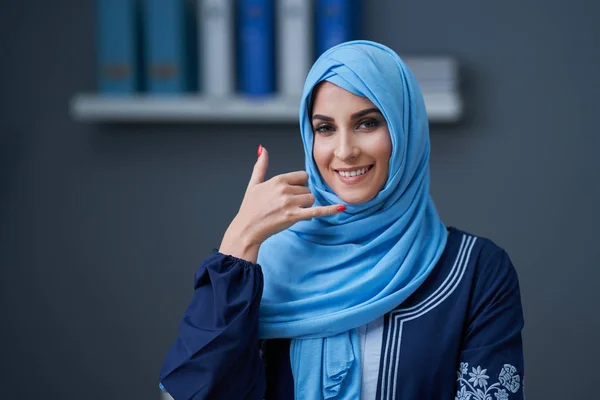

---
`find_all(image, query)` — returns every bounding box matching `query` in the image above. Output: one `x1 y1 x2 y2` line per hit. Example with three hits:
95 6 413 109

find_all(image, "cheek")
381 144 392 168
367 132 392 163
373 133 392 178
312 138 331 170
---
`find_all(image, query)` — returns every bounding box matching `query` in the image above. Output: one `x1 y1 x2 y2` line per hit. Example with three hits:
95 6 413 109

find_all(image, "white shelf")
69 91 463 123
70 94 300 123
71 55 463 123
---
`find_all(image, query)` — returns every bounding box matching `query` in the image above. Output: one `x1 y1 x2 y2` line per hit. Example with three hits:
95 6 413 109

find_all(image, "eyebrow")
311 107 382 122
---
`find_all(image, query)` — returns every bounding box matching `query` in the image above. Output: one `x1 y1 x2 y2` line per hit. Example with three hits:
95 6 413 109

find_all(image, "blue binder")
237 0 275 96
97 0 139 94
143 0 196 94
315 0 361 58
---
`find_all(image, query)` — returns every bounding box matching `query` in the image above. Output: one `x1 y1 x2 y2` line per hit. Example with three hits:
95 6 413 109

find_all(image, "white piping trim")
380 234 477 400
380 234 468 400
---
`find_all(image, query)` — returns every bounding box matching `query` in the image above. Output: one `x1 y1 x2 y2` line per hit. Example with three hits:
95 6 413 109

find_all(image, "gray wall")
1 0 599 399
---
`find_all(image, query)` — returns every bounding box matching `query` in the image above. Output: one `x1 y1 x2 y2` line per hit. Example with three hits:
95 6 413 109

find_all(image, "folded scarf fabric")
257 40 448 399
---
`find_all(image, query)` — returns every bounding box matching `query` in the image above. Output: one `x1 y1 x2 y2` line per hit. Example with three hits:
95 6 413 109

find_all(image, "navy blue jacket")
160 227 525 399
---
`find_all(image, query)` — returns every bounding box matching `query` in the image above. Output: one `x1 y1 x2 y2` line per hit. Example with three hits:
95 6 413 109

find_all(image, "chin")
336 191 378 204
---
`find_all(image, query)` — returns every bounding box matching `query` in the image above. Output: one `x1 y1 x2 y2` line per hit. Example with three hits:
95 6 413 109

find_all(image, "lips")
334 164 374 184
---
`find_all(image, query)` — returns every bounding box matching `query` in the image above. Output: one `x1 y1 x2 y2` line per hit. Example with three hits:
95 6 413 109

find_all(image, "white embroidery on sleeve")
456 362 521 400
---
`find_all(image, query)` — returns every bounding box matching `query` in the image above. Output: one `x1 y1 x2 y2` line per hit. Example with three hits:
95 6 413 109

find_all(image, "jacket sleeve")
159 251 266 400
455 248 526 400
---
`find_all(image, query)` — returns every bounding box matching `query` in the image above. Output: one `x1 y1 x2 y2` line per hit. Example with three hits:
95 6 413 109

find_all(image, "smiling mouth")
334 165 374 182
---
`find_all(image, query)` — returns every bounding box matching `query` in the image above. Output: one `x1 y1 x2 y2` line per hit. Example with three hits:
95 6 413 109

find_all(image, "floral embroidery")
498 364 520 393
460 362 469 376
456 385 471 400
468 366 489 388
456 362 521 400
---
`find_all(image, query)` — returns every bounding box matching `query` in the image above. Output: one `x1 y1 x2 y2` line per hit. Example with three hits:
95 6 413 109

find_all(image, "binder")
199 0 235 97
143 0 197 94
315 0 360 58
403 57 459 93
277 0 312 99
237 0 275 96
97 0 139 94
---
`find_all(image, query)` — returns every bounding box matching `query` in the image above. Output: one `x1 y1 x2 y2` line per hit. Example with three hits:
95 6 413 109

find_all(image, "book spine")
237 0 275 96
277 0 312 99
199 0 234 97
97 0 138 94
315 0 359 58
143 0 189 94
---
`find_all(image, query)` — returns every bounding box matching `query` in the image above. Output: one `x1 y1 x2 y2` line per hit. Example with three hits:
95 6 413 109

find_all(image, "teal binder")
143 0 197 94
97 0 140 94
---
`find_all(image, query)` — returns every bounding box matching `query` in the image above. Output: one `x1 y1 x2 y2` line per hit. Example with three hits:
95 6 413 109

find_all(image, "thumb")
248 145 269 188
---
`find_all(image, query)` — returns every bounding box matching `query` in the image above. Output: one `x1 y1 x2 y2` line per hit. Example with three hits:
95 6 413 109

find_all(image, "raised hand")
219 145 345 263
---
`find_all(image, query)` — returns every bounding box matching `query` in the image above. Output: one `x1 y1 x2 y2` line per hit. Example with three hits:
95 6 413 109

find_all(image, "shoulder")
423 227 522 316
391 227 518 313
445 227 522 319
445 226 518 283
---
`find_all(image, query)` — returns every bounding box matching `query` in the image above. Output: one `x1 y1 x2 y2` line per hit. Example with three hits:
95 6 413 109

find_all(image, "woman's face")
311 81 392 204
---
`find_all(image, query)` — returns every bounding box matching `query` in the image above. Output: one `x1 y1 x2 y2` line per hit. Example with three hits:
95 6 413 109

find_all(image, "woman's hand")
219 145 344 263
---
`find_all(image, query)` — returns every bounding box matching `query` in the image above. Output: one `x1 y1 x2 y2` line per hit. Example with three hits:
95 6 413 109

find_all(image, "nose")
333 130 359 161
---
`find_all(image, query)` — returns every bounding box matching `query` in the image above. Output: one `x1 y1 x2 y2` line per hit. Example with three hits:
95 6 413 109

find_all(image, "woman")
159 41 525 400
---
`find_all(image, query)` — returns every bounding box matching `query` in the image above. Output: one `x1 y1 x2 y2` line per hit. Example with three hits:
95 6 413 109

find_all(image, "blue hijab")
257 41 447 399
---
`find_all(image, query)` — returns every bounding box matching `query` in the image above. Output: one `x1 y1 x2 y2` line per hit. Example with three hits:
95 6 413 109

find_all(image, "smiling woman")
311 82 392 204
158 41 525 400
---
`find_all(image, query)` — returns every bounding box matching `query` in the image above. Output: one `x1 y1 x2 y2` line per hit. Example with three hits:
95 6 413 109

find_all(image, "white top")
358 316 385 399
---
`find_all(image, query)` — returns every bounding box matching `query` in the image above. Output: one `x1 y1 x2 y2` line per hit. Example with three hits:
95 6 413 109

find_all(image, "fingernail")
257 144 263 157
336 205 346 212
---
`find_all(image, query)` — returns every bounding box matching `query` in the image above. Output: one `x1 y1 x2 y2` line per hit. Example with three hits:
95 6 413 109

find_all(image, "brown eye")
358 118 380 130
313 124 335 135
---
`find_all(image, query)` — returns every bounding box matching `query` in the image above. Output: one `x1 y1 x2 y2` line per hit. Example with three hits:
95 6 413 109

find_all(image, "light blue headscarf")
257 40 447 399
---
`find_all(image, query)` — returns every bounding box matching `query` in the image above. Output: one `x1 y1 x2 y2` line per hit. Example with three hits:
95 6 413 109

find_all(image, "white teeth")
338 167 368 178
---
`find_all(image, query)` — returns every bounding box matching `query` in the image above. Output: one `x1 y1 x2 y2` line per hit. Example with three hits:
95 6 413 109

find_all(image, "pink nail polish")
257 144 263 157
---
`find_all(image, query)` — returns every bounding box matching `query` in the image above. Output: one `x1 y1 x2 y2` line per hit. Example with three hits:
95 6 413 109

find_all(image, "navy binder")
315 0 360 58
237 0 275 96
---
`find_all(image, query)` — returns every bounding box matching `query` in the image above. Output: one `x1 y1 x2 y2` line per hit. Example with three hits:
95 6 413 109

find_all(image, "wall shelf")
70 56 463 124
69 91 462 123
